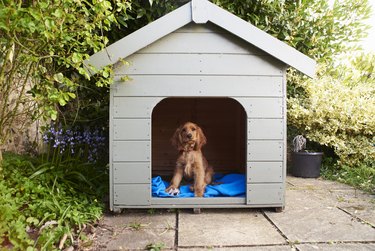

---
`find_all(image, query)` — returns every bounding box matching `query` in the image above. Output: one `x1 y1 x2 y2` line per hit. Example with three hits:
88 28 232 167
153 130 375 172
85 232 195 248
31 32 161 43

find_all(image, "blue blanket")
152 173 245 198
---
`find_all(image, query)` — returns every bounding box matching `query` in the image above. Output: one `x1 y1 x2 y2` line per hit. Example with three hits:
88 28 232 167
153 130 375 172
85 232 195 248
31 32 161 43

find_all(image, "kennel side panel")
281 71 287 206
235 98 283 118
247 162 283 183
248 119 283 140
109 88 115 211
116 53 284 76
113 97 163 118
113 141 151 162
247 184 283 205
113 119 150 140
112 76 283 97
114 184 151 206
247 141 283 161
113 163 151 184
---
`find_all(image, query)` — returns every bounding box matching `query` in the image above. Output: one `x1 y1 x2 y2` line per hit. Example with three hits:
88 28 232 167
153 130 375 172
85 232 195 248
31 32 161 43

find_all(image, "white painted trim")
192 0 209 24
86 0 316 77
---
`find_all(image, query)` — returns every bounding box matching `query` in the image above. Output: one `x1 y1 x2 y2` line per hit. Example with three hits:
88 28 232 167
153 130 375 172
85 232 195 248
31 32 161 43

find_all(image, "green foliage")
0 0 130 148
288 53 375 168
146 242 166 251
0 153 105 250
321 158 375 193
213 0 371 62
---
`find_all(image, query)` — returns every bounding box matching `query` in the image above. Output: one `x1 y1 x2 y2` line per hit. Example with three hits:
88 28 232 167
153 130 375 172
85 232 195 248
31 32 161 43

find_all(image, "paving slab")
287 176 353 190
91 210 176 250
284 189 331 210
296 243 375 251
287 176 375 227
265 206 375 243
101 209 176 230
178 245 294 251
178 209 286 247
306 188 375 227
86 177 375 250
104 227 175 250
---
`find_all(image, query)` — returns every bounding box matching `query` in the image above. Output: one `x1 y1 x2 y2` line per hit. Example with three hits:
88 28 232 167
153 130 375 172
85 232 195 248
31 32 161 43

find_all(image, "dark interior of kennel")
152 98 247 178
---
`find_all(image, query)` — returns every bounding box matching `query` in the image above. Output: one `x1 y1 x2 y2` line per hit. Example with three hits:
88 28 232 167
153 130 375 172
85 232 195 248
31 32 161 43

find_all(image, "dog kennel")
86 0 316 212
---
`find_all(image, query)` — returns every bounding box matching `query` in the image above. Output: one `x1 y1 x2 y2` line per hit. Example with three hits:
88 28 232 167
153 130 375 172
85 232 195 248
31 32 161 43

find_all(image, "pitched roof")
86 0 316 77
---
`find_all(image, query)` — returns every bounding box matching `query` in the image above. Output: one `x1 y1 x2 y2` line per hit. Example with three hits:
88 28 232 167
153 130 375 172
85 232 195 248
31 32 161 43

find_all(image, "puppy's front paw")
166 186 180 196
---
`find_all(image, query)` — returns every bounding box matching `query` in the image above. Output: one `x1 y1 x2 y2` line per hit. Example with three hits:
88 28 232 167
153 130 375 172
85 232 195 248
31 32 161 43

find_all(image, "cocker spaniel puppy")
166 122 214 197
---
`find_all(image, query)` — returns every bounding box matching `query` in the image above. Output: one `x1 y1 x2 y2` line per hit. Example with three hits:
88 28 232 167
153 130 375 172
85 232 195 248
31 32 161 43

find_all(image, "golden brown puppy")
166 122 214 197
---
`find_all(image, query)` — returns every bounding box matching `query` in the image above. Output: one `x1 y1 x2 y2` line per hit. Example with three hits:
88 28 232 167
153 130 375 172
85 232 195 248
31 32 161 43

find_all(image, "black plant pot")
291 151 323 178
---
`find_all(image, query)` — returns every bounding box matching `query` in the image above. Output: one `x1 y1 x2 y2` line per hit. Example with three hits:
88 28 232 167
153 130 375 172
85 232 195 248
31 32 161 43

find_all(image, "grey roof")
86 0 316 77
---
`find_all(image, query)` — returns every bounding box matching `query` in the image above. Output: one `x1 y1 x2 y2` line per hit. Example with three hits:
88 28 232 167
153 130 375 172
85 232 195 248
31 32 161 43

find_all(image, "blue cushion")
152 173 246 198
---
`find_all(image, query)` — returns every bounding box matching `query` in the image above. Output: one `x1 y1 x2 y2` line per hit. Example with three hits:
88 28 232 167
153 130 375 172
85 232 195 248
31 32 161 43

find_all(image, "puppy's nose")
187 133 192 139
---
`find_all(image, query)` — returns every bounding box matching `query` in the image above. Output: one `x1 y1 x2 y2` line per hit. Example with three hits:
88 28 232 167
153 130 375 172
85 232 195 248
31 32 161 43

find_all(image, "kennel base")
111 183 285 211
112 197 284 210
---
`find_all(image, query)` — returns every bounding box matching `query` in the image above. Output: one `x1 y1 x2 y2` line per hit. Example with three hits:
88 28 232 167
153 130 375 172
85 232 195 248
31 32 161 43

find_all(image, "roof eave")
205 1 316 78
85 0 316 78
84 2 193 75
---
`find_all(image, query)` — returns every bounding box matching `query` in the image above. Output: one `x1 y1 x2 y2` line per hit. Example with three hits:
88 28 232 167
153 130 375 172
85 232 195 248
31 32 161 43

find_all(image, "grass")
146 242 165 251
320 157 375 194
0 152 107 250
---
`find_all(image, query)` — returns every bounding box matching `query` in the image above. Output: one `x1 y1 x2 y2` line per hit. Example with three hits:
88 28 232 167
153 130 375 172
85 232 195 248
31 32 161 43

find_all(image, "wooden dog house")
86 0 315 212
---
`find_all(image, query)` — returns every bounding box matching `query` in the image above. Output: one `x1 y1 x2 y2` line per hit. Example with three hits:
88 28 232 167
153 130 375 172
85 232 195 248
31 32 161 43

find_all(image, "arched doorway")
151 97 247 179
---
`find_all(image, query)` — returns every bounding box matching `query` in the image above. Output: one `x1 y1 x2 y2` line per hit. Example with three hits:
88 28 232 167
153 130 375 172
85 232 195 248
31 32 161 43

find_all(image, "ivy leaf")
58 97 67 106
50 111 57 121
67 92 76 99
53 9 64 18
71 53 82 64
102 70 109 78
53 73 64 83
44 19 55 30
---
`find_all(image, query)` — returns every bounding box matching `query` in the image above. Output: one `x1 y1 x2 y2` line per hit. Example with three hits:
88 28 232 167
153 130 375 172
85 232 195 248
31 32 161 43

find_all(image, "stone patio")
88 176 375 250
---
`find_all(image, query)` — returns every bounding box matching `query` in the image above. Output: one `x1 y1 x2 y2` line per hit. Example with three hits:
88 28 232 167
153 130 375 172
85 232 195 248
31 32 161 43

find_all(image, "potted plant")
290 135 323 178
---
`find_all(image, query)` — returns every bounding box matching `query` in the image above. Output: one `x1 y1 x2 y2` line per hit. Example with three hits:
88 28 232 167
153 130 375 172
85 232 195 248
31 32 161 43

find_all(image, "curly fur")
166 122 214 197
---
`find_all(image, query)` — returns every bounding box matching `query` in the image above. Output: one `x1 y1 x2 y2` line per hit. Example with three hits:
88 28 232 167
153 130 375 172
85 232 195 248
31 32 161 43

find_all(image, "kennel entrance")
151 97 248 206
152 97 246 177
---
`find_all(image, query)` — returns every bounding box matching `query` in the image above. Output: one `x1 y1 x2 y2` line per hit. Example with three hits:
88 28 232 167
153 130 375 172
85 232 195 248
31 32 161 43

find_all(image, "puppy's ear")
195 126 207 150
171 126 183 150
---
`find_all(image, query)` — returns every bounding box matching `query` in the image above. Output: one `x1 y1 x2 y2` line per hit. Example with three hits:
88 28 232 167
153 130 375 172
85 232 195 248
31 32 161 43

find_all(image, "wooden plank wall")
111 23 285 206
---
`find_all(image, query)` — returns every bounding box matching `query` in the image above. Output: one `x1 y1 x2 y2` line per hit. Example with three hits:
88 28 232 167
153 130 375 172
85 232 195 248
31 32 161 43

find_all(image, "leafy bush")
213 0 370 63
0 152 105 250
321 157 375 193
288 53 375 168
0 0 131 153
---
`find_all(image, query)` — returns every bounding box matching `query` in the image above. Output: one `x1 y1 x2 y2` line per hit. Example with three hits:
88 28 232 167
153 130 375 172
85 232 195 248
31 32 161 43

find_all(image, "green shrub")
0 153 105 250
288 53 375 168
321 158 375 193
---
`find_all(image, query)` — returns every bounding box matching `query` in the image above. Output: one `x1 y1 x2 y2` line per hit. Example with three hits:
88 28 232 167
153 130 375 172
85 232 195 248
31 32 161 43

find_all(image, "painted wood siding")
111 23 285 207
113 76 283 97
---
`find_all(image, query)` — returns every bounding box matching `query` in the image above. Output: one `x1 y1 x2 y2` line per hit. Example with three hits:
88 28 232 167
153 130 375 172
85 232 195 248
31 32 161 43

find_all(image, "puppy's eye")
182 128 186 132
192 128 196 131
